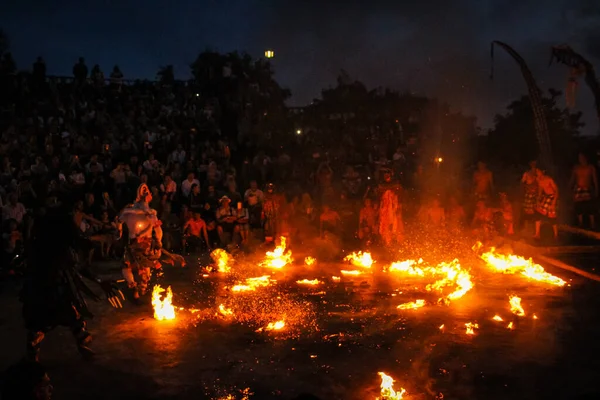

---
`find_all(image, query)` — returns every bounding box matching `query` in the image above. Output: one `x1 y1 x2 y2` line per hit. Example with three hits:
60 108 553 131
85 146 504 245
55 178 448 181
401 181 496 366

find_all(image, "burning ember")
397 299 426 310
257 320 286 332
465 322 479 335
296 279 322 286
439 324 445 331
507 322 514 330
211 248 232 273
476 244 566 286
492 315 504 322
341 270 363 276
217 388 252 400
332 276 341 282
377 372 406 400
509 295 525 316
304 256 316 266
262 236 293 269
344 251 374 268
152 285 176 321
231 275 272 292
218 304 233 317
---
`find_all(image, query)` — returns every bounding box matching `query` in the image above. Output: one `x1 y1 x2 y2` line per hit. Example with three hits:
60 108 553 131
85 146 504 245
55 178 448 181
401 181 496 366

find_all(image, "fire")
152 285 176 321
256 320 286 332
388 259 473 303
341 270 362 276
296 279 322 286
465 322 479 335
439 324 445 330
509 295 525 316
377 372 406 400
332 276 341 282
533 314 539 320
218 304 233 317
388 259 425 276
305 256 316 266
262 237 293 269
397 299 425 310
507 322 514 330
231 275 272 292
217 388 252 400
211 248 232 273
492 315 503 321
344 251 374 268
477 244 566 286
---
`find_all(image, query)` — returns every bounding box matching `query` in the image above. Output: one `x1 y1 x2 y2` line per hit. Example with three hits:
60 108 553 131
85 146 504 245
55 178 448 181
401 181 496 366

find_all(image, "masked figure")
374 168 404 246
118 184 166 299
262 183 280 242
22 210 123 362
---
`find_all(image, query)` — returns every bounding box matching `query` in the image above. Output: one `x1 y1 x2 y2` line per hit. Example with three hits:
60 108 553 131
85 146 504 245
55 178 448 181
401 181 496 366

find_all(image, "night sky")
2 0 600 133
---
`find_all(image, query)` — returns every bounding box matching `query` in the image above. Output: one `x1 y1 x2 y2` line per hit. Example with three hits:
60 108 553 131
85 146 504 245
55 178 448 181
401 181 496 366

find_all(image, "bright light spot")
265 50 275 58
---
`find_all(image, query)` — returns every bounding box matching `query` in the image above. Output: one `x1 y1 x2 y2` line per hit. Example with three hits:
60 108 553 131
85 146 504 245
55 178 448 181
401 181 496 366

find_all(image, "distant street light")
265 50 275 59
296 129 302 135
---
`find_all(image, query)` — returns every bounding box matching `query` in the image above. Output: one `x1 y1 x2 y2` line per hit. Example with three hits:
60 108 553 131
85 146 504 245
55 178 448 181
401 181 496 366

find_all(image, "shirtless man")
358 198 377 242
499 192 514 235
420 198 445 227
320 205 341 238
446 196 466 231
471 200 494 239
570 153 598 228
473 161 494 203
521 160 539 229
534 169 559 240
183 212 211 252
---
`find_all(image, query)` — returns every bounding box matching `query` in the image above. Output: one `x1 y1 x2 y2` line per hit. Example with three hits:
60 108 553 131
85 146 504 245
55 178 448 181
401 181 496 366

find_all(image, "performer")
521 160 539 229
118 184 183 300
534 168 559 240
570 153 598 229
366 167 403 246
261 183 281 243
473 161 494 203
22 210 123 362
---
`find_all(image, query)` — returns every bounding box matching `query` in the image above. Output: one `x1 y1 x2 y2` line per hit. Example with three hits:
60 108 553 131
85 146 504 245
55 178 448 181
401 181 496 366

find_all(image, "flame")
218 304 233 317
397 299 426 310
344 251 374 268
152 285 176 321
492 315 503 322
305 256 316 266
509 295 525 316
296 279 322 286
217 388 252 400
507 322 514 330
231 275 272 292
332 276 341 282
388 259 473 303
341 270 362 276
478 244 566 286
377 372 406 400
533 314 539 320
439 324 445 330
262 237 293 269
465 322 479 335
211 248 232 273
258 320 286 332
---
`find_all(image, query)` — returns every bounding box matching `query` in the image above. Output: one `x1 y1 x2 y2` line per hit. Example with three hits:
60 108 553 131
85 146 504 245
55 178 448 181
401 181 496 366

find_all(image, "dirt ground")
1 243 599 400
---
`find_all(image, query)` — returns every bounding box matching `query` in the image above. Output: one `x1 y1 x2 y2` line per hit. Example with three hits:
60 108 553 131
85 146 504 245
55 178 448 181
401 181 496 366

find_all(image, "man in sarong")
534 169 559 240
370 167 403 246
570 153 598 228
521 160 539 230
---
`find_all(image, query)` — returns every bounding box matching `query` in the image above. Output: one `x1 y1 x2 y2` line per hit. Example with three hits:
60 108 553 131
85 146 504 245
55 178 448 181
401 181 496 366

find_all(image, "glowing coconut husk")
262 237 293 269
152 285 176 321
211 248 232 273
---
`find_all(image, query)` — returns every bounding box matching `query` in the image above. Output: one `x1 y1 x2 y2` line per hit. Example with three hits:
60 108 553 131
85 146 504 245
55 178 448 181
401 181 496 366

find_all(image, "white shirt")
181 178 199 198
244 189 264 206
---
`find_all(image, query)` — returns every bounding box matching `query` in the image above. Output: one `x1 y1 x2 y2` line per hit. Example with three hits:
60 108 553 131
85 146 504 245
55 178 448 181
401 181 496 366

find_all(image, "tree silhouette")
487 89 583 170
157 65 174 85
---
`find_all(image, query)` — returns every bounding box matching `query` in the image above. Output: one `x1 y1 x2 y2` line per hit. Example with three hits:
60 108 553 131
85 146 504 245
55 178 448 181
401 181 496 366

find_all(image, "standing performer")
570 153 598 229
22 211 123 362
366 167 403 246
473 161 494 203
118 184 184 300
521 160 539 229
262 183 280 243
534 168 559 240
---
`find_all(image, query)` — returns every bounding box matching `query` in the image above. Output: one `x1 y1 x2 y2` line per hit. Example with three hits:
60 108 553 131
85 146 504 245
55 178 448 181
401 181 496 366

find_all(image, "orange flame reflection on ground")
152 285 176 321
397 299 426 310
377 372 406 400
509 295 525 316
344 251 374 268
465 322 479 335
211 248 232 273
296 279 322 286
477 244 566 286
262 237 293 269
